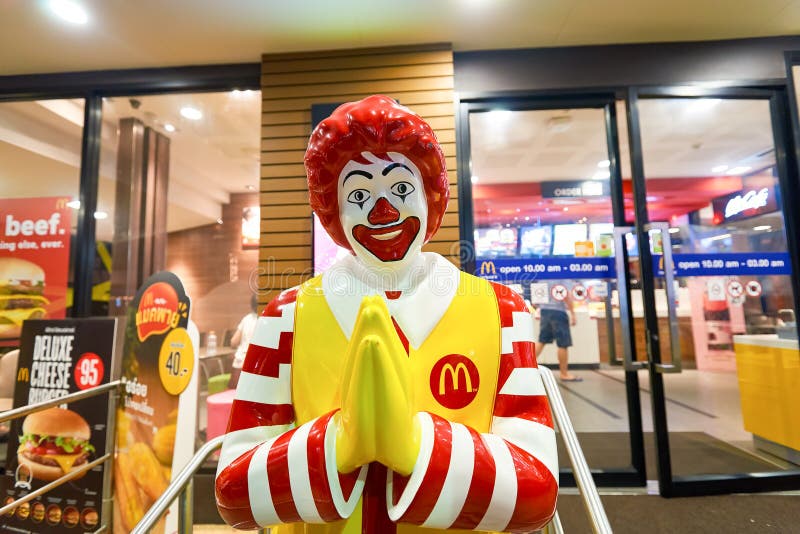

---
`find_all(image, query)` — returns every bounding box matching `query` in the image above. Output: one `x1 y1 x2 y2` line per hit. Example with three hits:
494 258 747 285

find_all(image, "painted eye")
390 181 415 200
347 189 371 208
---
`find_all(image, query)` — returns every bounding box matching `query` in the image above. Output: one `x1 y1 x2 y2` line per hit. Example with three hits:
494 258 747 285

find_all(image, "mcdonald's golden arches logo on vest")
429 354 480 409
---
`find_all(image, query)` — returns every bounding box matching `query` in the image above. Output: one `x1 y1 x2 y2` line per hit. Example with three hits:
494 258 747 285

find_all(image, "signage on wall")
476 251 792 282
0 197 72 346
1 318 118 533
242 206 260 249
541 180 610 199
711 186 778 223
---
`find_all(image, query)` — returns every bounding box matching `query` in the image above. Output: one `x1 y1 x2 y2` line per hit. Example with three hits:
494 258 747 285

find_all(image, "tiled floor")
552 366 793 470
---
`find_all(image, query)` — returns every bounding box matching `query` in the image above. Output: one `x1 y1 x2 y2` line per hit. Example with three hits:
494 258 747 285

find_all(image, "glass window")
0 99 84 350
99 90 262 445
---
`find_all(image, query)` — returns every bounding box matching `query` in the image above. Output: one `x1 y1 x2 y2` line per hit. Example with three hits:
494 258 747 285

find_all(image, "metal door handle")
613 227 646 371
648 222 682 373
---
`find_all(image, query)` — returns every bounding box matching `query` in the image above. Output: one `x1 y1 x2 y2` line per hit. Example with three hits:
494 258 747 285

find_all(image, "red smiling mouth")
352 217 421 262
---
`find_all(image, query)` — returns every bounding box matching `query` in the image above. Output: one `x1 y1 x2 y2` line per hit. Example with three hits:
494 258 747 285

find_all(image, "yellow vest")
276 271 501 534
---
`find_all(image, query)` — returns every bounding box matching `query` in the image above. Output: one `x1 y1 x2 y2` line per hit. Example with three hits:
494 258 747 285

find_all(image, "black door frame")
0 64 261 317
626 83 800 497
456 93 647 488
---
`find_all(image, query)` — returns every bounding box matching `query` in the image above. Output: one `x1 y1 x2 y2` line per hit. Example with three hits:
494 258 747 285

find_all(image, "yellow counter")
733 334 800 453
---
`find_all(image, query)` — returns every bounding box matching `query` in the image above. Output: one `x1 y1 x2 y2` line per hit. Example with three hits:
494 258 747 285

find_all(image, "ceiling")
0 91 261 238
2 0 800 75
470 98 778 226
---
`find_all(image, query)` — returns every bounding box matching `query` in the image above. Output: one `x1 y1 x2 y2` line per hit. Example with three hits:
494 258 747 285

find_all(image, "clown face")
338 152 428 270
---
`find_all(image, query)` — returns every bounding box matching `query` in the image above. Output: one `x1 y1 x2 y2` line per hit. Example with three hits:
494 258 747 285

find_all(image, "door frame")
456 94 647 488
626 84 800 497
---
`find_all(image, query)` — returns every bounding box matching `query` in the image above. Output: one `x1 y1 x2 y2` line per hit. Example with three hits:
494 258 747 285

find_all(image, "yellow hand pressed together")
335 295 421 476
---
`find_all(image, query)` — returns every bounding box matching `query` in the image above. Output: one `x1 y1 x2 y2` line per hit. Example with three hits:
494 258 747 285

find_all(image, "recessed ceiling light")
563 207 569 212
180 106 203 120
164 123 176 133
728 166 752 175
245 185 256 191
94 211 108 220
597 160 611 168
67 200 81 209
711 164 728 173
753 225 772 231
471 175 479 183
592 170 610 180
48 0 89 24
646 195 658 202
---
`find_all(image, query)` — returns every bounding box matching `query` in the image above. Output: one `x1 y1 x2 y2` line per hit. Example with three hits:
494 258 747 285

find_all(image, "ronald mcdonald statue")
215 95 558 533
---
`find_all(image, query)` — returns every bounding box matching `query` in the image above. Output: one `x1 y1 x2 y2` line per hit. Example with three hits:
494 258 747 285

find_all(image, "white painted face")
338 151 428 271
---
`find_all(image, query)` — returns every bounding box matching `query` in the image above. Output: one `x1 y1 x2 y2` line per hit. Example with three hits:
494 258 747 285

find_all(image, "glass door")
459 96 646 487
627 87 800 496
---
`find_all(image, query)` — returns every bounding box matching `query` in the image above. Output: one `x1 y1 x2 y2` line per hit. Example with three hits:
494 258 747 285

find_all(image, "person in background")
535 281 581 382
227 294 259 389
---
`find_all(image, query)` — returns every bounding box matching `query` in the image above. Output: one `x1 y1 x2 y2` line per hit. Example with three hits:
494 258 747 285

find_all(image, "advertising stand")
113 272 198 534
0 317 120 533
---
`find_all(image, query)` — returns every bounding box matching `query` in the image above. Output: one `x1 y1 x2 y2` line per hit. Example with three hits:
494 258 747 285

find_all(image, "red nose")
367 197 400 225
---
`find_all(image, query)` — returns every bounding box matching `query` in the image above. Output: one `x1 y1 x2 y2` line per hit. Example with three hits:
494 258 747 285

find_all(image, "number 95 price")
74 353 104 390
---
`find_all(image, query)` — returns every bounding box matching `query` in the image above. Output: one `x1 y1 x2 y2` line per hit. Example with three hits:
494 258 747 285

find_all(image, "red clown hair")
304 95 449 252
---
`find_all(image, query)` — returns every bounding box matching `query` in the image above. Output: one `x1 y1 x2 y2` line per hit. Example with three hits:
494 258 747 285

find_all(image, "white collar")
321 252 460 349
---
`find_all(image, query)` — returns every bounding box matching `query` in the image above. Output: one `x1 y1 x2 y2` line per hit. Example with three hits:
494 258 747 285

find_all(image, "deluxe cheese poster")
1 318 118 533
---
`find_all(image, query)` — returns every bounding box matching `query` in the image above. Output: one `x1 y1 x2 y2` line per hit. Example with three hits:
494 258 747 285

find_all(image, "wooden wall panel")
259 44 459 305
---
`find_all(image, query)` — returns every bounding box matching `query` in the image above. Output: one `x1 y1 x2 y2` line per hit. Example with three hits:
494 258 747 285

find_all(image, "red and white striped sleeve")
386 282 558 532
215 287 367 530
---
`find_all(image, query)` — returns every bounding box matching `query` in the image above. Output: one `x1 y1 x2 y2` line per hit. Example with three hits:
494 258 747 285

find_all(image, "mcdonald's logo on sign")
17 367 29 383
430 354 480 409
479 261 496 276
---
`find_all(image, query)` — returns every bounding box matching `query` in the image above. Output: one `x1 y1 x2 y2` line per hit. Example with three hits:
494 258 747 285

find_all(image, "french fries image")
114 452 146 531
128 442 169 502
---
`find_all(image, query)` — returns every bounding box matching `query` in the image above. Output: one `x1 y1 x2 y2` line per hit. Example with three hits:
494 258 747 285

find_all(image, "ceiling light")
216 218 224 225
93 211 108 220
246 185 256 191
48 0 89 24
753 225 772 231
563 207 569 212
524 216 530 221
180 106 203 120
471 175 479 183
592 170 610 180
646 195 659 202
598 160 610 168
728 166 751 175
711 164 728 173
488 109 513 121
67 200 81 209
668 228 680 234
164 123 176 133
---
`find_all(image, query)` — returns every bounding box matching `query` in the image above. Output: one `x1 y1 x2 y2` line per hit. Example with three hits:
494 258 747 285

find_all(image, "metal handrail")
0 380 122 424
0 454 111 516
132 434 226 534
539 366 613 534
0 380 122 518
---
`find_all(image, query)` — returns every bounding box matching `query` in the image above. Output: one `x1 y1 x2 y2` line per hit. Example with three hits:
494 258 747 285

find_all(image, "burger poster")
114 272 199 534
0 196 72 347
1 317 118 533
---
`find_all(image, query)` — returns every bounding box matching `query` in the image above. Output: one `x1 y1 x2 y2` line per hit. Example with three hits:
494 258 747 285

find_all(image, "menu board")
0 197 72 347
113 272 198 534
1 318 118 533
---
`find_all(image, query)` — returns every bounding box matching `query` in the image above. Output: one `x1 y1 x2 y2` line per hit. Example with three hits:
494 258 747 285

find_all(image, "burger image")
81 508 99 528
46 505 61 525
15 501 30 520
18 408 94 481
0 258 49 339
31 502 45 523
63 506 79 527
